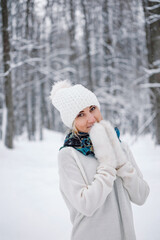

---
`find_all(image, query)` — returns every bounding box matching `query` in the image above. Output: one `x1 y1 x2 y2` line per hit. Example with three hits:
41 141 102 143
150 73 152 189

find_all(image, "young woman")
50 80 150 240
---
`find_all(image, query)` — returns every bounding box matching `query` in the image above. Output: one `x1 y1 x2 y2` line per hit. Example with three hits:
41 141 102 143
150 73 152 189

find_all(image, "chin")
86 128 91 132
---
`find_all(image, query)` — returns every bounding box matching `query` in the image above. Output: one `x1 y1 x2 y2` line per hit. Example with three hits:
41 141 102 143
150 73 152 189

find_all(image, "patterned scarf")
59 127 121 157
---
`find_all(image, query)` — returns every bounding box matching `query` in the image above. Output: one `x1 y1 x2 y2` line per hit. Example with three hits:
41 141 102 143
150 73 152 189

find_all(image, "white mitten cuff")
116 161 136 179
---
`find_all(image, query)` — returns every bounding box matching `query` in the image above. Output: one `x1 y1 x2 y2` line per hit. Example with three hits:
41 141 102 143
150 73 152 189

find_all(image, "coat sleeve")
116 142 150 205
58 147 117 217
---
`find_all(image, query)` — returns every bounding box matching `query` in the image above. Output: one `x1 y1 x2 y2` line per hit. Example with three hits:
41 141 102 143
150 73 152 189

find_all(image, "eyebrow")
78 105 94 113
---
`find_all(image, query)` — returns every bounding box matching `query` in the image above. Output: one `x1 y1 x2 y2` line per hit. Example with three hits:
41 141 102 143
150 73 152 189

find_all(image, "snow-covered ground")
0 130 160 240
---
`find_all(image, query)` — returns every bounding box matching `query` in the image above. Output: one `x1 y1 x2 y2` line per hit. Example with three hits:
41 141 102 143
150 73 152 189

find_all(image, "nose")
87 112 96 124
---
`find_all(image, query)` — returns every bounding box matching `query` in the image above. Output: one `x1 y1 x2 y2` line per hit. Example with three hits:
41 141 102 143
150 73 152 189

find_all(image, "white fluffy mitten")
89 122 117 168
99 120 127 169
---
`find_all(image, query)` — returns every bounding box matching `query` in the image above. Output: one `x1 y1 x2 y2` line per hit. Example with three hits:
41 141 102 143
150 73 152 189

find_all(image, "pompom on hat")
49 80 100 128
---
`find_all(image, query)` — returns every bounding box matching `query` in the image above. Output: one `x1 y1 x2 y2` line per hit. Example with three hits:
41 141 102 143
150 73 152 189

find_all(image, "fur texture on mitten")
99 120 127 169
89 122 117 168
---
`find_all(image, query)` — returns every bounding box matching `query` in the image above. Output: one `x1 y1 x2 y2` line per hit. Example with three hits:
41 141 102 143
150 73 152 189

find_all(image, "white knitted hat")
49 80 100 128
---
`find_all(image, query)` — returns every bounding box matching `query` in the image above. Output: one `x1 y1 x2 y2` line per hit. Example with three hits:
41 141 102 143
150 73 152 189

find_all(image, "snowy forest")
0 0 160 148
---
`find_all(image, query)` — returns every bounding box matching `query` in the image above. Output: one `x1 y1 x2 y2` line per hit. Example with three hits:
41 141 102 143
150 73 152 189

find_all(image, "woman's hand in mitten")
89 122 117 169
99 120 127 169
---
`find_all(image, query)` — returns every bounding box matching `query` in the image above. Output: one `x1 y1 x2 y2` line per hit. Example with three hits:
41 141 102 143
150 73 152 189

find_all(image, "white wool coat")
58 141 150 240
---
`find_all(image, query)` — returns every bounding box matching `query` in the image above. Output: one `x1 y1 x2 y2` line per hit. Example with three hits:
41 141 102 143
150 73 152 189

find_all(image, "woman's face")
74 105 103 133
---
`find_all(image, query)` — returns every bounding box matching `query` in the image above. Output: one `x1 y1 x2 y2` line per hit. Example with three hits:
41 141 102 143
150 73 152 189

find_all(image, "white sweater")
58 142 150 240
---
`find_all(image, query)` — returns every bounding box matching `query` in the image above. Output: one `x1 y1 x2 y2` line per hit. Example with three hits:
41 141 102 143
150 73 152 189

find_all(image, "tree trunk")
81 0 93 91
143 0 160 144
68 0 78 83
102 0 113 86
25 0 35 140
1 0 14 148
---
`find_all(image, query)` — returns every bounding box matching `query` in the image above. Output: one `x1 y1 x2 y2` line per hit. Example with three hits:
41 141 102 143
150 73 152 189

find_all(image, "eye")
77 113 84 118
90 106 96 112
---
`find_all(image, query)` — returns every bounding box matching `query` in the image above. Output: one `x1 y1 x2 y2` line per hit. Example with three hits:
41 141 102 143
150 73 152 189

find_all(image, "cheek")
95 110 102 121
75 118 86 129
98 113 103 121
